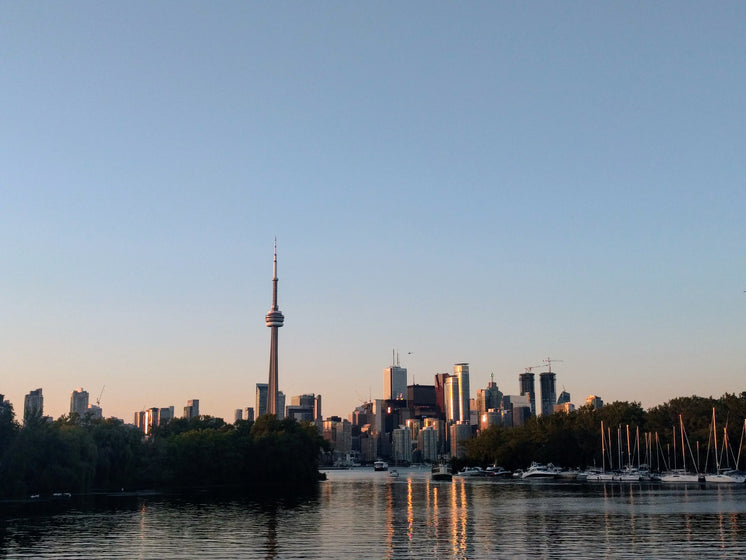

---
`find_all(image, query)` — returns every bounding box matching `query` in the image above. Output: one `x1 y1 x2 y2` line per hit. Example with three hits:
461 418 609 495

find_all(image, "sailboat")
660 415 704 483
704 408 745 484
585 421 617 482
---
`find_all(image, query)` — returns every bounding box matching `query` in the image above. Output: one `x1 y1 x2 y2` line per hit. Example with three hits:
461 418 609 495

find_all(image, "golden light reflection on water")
407 480 413 541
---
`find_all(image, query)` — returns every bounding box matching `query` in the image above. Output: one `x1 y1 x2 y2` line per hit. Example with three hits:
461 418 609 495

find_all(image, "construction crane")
96 385 105 406
523 365 542 373
543 357 564 373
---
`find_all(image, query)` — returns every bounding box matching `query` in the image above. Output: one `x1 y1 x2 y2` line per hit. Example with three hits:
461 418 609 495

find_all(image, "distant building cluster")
313 355 606 466
1 248 606 469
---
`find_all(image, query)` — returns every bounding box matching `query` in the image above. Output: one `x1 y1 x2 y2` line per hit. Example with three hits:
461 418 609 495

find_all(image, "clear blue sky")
2 2 745 422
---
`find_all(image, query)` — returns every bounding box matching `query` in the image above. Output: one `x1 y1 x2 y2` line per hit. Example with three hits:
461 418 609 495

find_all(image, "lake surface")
3 467 746 559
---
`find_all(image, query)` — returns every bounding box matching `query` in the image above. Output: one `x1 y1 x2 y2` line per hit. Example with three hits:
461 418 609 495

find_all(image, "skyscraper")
383 365 407 400
24 388 43 424
539 372 557 416
183 399 199 419
265 240 285 416
519 372 536 416
256 383 268 416
453 363 470 423
70 388 89 417
444 375 460 424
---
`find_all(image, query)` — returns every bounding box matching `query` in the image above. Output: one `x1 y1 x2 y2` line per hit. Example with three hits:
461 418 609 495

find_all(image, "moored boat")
431 462 452 482
455 466 485 477
521 462 557 479
485 465 512 478
373 460 389 471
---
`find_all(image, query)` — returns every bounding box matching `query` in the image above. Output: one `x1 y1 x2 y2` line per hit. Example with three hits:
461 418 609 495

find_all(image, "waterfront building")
423 417 446 456
384 364 407 401
23 388 43 424
586 395 604 409
540 372 557 416
450 422 472 458
417 426 439 463
518 372 536 416
235 408 243 422
265 240 285 416
256 383 268 416
359 424 378 463
183 399 199 419
392 427 413 464
70 388 89 417
244 407 255 422
322 416 352 460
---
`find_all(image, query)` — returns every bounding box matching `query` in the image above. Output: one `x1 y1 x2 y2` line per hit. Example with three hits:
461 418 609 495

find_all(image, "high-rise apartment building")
392 427 412 464
444 375 460 424
70 388 89 417
539 372 556 416
586 395 604 409
519 372 536 416
183 399 199 419
453 363 471 423
24 388 43 424
417 426 439 463
256 383 268 416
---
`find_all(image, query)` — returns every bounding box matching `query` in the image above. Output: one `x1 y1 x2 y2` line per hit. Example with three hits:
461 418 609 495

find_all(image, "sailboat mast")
712 408 719 471
601 420 606 472
679 415 686 472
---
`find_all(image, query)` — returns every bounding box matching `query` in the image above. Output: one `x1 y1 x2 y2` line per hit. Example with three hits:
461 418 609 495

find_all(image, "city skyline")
2 4 746 423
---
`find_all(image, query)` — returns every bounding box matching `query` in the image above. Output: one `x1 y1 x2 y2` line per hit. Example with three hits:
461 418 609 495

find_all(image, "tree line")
458 392 746 473
0 405 328 499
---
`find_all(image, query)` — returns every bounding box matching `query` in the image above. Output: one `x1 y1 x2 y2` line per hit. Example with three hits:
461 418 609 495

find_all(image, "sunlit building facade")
70 388 89 417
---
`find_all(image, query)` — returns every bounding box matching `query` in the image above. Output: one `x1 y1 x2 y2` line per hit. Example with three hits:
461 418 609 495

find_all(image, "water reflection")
3 472 746 559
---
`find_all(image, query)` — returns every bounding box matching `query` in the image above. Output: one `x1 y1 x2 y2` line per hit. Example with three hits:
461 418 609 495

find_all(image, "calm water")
3 468 746 559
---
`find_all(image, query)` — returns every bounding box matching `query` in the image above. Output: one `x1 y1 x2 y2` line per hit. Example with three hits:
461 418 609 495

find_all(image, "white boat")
660 469 704 483
584 469 617 482
373 460 388 471
701 409 745 483
455 466 485 477
521 462 557 479
431 462 452 482
485 465 512 478
389 469 399 478
661 414 704 483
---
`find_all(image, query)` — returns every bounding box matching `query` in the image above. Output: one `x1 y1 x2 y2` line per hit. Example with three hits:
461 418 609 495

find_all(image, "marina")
3 467 746 559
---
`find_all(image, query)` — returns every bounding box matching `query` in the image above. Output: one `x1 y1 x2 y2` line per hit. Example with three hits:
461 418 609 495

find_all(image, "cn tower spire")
265 238 284 416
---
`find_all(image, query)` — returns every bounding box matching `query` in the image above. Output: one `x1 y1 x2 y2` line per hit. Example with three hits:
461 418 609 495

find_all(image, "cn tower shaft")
265 241 284 416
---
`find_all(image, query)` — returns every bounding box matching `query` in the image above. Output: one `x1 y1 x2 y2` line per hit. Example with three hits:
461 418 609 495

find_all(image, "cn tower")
265 239 284 416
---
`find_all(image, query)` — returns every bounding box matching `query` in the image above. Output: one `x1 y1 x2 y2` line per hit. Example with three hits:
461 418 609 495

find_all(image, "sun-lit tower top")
265 239 284 328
